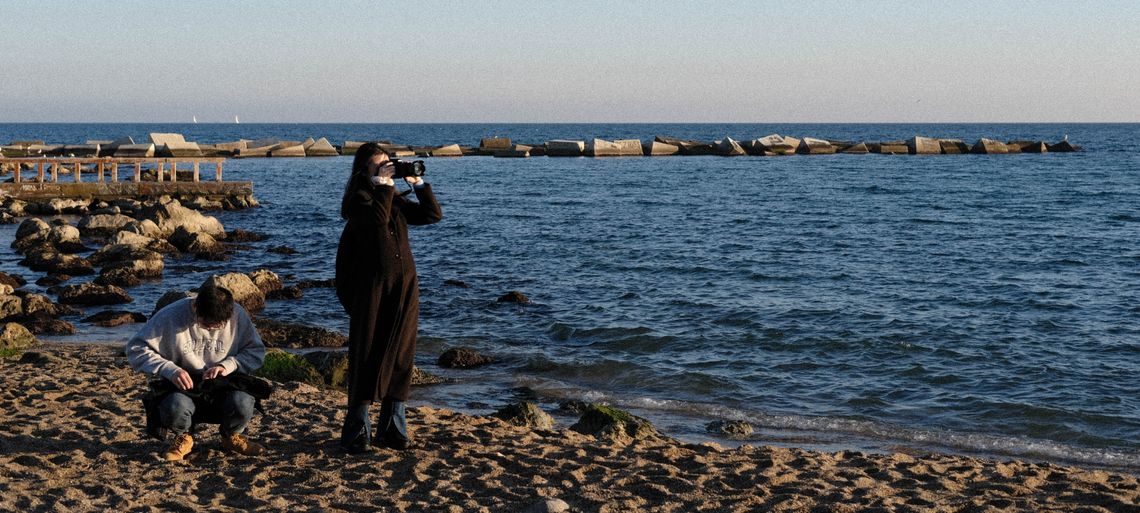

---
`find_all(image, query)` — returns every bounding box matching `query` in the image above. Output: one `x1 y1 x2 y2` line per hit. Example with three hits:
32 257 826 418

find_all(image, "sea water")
2 123 1137 470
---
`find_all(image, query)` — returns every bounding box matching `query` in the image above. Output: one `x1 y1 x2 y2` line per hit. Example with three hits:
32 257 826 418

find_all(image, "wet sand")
1 343 1137 512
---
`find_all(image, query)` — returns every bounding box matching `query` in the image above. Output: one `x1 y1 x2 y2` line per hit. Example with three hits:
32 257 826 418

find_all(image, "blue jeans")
159 390 256 435
341 398 407 451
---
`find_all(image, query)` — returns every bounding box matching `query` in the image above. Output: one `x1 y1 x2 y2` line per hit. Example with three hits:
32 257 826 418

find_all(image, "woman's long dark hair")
341 142 387 219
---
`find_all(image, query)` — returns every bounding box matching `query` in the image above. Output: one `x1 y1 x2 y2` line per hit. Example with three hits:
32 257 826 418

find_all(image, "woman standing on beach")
335 142 442 453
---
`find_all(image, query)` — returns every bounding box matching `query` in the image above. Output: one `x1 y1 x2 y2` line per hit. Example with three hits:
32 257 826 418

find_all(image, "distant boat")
192 115 198 123
234 115 240 124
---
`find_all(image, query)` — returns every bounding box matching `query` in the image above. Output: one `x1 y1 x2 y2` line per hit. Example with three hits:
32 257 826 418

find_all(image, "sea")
2 123 1138 471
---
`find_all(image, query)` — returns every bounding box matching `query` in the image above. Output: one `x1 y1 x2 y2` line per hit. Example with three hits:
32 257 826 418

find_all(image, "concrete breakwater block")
615 139 643 156
236 145 273 158
714 137 746 156
842 142 870 154
494 144 531 158
586 139 622 157
642 140 679 156
750 134 795 155
478 137 511 155
972 138 1009 154
341 141 365 155
148 133 186 146
939 139 970 154
546 140 585 157
872 141 909 154
159 142 203 158
1008 140 1048 153
270 144 306 157
797 137 836 154
64 144 101 158
1047 140 1079 152
113 144 156 158
305 137 339 157
430 144 463 157
908 136 941 155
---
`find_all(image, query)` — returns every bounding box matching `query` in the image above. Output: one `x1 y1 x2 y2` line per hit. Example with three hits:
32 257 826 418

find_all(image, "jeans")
341 398 407 450
159 390 256 435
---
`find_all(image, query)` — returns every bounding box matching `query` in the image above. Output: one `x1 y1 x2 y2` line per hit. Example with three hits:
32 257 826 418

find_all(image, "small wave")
1109 214 1140 222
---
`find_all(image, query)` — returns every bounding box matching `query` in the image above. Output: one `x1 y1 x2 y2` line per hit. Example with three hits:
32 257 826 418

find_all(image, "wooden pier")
0 157 252 201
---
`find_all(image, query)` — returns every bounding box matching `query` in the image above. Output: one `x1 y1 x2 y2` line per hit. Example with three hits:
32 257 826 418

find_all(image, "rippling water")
2 123 1139 469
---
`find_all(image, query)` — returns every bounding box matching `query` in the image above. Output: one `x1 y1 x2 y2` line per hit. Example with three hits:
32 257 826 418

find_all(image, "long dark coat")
336 183 442 404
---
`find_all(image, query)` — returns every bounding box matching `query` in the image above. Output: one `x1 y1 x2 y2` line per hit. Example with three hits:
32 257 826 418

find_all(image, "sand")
1 344 1137 513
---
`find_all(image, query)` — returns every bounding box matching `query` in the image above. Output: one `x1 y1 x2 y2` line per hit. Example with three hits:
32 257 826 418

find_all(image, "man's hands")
169 365 229 390
203 365 229 380
170 368 194 391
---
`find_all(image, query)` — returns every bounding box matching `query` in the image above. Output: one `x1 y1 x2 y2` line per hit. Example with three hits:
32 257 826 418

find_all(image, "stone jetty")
2 132 1081 169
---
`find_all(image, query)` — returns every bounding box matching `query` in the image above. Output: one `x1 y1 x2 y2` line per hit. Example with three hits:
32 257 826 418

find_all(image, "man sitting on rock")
126 279 267 461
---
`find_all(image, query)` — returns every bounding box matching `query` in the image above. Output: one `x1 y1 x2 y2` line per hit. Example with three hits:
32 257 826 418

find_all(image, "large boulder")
248 269 282 295
19 292 77 318
19 248 95 275
908 136 942 155
13 218 51 251
153 290 194 316
0 322 37 352
207 273 264 312
159 142 203 158
301 350 442 388
169 226 225 256
37 198 90 215
492 402 555 429
108 230 178 254
17 314 76 336
939 139 970 154
113 143 155 158
614 139 643 156
714 137 746 156
83 310 147 327
57 283 132 306
121 219 163 238
0 272 25 288
841 142 870 154
972 138 1009 154
47 224 86 253
754 134 797 155
641 141 679 156
586 139 622 157
438 347 495 368
546 140 585 157
138 199 225 238
78 214 137 237
252 318 346 348
305 137 339 157
0 295 22 321
796 137 837 155
570 404 657 442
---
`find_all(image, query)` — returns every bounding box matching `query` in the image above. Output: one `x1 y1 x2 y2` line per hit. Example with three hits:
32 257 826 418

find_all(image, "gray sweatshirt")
126 298 265 379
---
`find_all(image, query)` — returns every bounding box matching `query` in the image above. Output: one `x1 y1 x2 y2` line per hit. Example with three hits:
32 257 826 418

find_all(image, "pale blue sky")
1 1 1137 122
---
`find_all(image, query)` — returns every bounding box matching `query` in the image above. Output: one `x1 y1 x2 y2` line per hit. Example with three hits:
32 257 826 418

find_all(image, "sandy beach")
1 343 1137 513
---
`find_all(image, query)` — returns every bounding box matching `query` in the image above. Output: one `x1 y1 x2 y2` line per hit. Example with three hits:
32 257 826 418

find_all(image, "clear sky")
1 1 1137 122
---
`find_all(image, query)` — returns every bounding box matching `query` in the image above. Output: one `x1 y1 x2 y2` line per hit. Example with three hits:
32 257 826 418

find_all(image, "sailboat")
234 115 240 124
192 115 198 123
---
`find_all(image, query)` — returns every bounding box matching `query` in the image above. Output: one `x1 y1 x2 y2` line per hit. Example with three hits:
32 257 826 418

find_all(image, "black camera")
391 159 426 179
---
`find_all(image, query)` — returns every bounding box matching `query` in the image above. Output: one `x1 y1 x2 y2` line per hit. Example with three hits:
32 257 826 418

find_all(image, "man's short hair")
195 283 234 325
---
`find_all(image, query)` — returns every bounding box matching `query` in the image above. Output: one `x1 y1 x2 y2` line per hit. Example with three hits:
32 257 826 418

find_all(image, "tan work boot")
162 433 194 461
221 433 264 456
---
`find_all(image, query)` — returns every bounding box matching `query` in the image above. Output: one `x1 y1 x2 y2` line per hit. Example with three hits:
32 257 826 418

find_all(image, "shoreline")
2 343 1137 512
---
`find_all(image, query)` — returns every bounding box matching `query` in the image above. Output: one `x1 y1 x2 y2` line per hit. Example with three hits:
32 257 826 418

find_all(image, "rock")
614 139 643 156
100 254 164 279
139 198 225 238
1048 140 1079 152
169 226 225 255
296 278 335 289
95 269 144 288
256 349 324 386
147 133 186 146
19 248 95 275
341 141 364 155
493 402 555 429
971 138 1009 154
0 285 13 296
571 404 657 442
6 199 27 217
753 134 797 155
301 350 350 387
248 269 282 295
1009 140 1048 153
714 137 746 156
641 140 680 156
428 143 463 157
89 243 162 268
227 229 267 242
841 142 870 154
153 290 194 315
82 310 147 327
559 400 590 415
0 322 37 351
36 198 91 215
183 196 224 211
205 273 265 312
19 292 77 318
57 283 132 306
494 145 531 158
586 138 622 157
222 195 259 211
438 347 495 368
497 291 530 303
907 136 942 155
675 140 718 156
17 314 76 335
411 366 446 386
796 137 837 155
108 230 178 254
939 139 970 154
36 274 70 287
89 205 122 216
0 212 15 224
158 141 203 158
479 137 512 152
443 279 469 288
18 351 58 365
525 499 571 513
13 217 51 250
266 245 297 255
252 317 347 348
121 219 163 238
0 271 25 288
546 140 585 157
47 224 86 253
270 144 306 157
267 286 303 300
873 141 910 154
707 419 754 437
0 294 22 321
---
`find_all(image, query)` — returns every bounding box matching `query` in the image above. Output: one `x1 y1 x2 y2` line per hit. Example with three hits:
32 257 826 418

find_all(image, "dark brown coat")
336 183 442 404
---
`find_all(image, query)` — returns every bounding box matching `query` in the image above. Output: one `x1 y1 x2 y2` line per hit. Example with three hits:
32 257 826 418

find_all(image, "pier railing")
0 157 225 184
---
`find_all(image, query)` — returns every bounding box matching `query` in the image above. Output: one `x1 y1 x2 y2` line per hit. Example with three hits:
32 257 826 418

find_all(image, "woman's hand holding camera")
404 176 424 187
370 175 395 187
